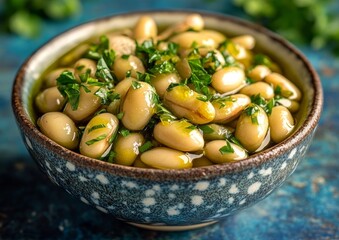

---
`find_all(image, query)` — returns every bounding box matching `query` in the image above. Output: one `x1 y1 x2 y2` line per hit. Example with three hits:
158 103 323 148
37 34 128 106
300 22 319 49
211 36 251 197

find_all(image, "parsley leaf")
219 140 235 154
187 58 212 99
131 81 142 90
85 134 107 145
86 35 110 60
88 124 106 133
199 125 215 134
120 129 130 137
244 104 260 124
56 70 80 110
139 141 153 153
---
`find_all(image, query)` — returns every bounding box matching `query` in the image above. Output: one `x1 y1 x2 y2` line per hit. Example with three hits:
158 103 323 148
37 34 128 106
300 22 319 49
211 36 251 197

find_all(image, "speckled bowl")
12 10 322 231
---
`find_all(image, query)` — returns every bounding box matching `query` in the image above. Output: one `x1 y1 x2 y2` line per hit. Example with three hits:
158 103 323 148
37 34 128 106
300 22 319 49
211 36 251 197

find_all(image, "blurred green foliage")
233 0 339 54
1 0 82 38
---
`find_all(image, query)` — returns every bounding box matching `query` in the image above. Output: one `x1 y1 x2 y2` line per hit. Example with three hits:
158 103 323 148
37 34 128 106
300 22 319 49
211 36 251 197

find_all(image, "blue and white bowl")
12 11 323 231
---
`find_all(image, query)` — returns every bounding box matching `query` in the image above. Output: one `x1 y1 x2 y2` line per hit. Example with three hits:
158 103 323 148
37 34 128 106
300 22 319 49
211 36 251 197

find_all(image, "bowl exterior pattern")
21 129 315 226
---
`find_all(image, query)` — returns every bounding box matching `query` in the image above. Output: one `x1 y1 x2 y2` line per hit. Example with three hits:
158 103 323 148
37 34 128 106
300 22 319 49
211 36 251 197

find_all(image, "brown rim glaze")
12 10 323 181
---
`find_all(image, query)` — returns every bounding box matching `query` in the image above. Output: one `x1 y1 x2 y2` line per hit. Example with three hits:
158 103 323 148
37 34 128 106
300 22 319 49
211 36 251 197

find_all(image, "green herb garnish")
244 104 260 124
219 140 235 154
56 70 81 110
187 58 212 99
199 125 215 134
120 129 130 137
85 134 107 146
139 141 153 153
131 81 142 89
88 124 106 133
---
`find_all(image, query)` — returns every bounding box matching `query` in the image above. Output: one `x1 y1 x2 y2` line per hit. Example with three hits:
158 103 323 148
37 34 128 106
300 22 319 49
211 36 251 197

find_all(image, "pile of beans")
35 14 302 169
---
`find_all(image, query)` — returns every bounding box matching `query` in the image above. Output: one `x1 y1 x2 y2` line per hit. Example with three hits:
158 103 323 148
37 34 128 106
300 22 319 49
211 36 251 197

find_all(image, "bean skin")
133 15 157 42
239 82 274 100
151 73 181 97
204 140 248 163
265 73 302 101
79 113 119 159
231 35 255 50
235 104 269 152
211 67 246 94
121 81 156 130
35 87 65 113
114 133 145 166
248 65 271 82
37 112 79 150
153 120 204 152
163 85 215 124
112 55 145 81
140 147 193 169
63 85 101 122
212 94 250 123
269 106 295 143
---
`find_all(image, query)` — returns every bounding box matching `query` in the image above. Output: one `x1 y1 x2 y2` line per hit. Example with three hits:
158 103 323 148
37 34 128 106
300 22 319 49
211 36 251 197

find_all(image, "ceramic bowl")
12 10 322 231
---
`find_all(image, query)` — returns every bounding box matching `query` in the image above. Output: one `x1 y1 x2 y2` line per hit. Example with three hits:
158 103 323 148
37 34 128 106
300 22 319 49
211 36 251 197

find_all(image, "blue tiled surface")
1 0 338 239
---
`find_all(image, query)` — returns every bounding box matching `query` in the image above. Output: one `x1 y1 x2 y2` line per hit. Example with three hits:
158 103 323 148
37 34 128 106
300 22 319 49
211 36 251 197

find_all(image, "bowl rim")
12 10 323 181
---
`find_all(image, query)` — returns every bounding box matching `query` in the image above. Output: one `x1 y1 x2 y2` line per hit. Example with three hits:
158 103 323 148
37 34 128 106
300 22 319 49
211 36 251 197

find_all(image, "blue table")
1 0 338 239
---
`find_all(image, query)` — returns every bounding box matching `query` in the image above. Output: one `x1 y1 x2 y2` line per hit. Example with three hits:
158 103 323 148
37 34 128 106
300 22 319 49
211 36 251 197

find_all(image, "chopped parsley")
253 54 273 68
56 70 81 110
88 124 106 133
116 112 124 119
121 54 130 60
212 96 235 109
187 58 212 99
131 81 142 89
120 129 130 137
85 134 107 146
139 141 153 153
244 104 260 124
250 94 276 115
199 125 215 134
219 140 235 154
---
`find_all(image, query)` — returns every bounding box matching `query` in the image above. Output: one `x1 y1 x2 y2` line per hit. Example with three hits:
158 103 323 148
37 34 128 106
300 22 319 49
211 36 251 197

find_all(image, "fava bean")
276 98 300 113
114 133 145 166
151 73 181 97
64 85 102 122
44 68 74 88
158 14 204 40
107 77 134 114
200 123 234 141
122 81 156 130
248 65 271 82
109 35 136 56
153 120 204 151
239 82 274 100
80 113 119 159
204 140 248 163
133 15 157 42
192 156 214 167
175 58 191 80
269 106 295 143
265 73 302 101
74 58 97 81
35 87 65 113
211 66 246 94
112 55 145 81
231 35 255 50
140 147 192 169
163 85 215 124
133 156 151 168
37 112 79 150
235 104 269 152
170 30 225 50
212 94 251 123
